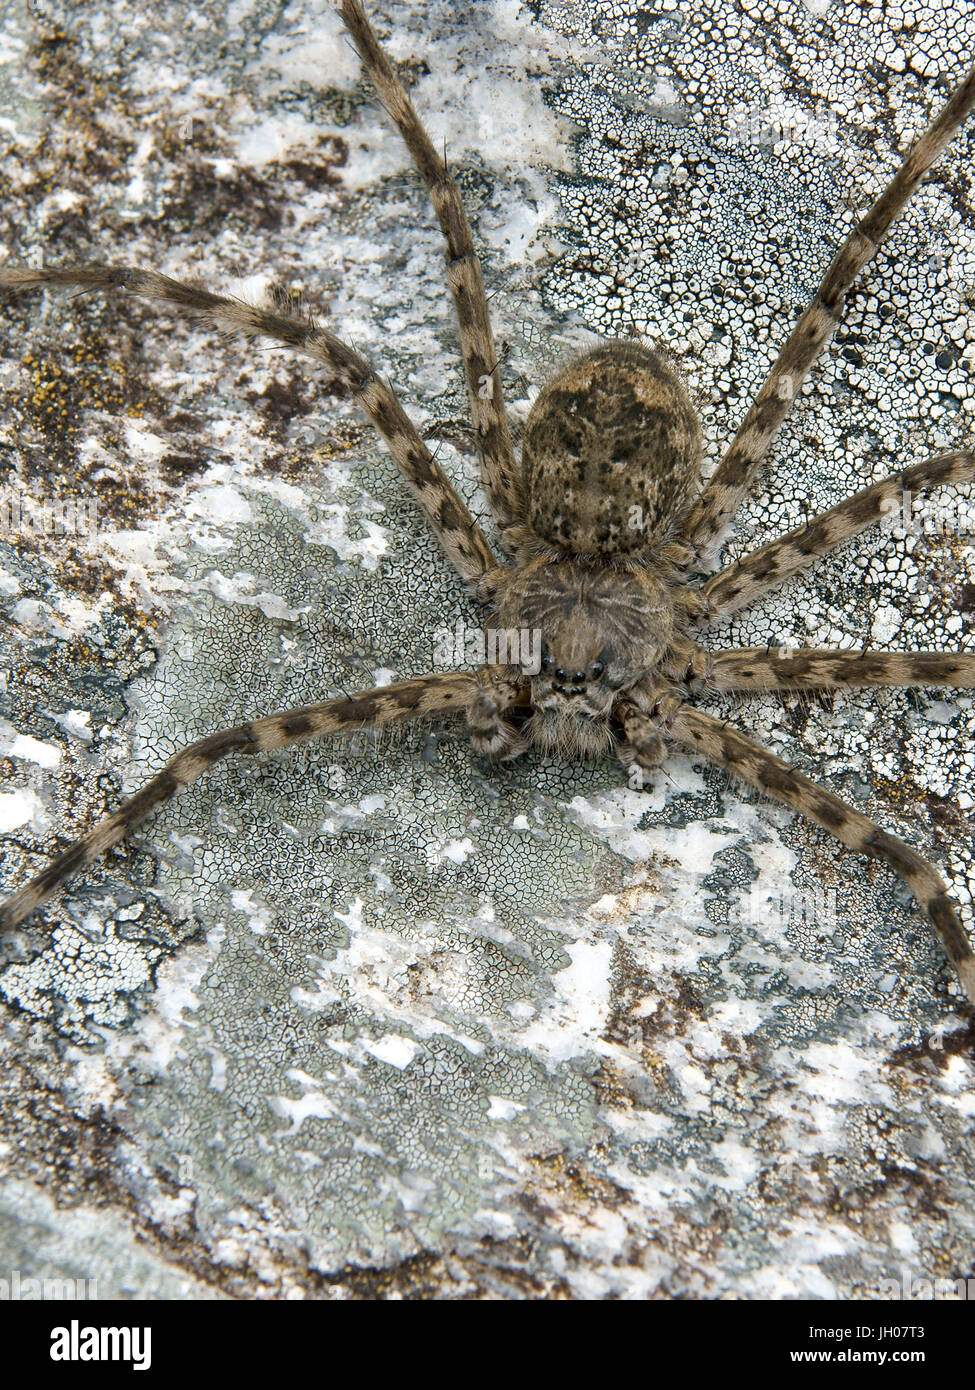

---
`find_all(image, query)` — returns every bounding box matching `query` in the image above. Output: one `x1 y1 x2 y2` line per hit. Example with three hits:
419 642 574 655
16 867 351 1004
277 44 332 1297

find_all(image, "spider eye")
554 667 567 682
572 670 586 685
590 662 605 679
541 654 552 670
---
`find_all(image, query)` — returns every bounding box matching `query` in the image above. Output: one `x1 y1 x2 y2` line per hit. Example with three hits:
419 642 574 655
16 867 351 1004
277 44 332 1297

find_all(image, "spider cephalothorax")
488 501 689 757
2 0 975 1011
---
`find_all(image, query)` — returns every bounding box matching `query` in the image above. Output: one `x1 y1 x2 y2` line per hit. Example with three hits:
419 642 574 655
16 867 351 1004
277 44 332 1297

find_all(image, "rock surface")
0 0 973 1299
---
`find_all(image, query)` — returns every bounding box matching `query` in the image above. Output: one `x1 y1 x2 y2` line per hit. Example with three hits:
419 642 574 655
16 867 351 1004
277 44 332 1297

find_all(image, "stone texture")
0 0 973 1299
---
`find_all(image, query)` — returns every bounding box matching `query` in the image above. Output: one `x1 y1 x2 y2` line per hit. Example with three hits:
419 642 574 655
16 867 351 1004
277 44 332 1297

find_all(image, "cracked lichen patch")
95 479 625 1260
527 0 975 992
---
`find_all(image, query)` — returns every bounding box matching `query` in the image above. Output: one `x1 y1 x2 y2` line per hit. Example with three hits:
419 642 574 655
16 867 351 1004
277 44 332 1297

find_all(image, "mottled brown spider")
1 1 975 1007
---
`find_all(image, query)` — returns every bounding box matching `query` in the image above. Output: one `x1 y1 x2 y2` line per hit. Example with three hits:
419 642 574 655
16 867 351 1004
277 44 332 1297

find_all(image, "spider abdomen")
521 341 702 556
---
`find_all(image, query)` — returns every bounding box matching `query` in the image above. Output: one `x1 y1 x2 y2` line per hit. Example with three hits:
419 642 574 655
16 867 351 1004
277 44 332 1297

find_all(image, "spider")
1 0 974 1010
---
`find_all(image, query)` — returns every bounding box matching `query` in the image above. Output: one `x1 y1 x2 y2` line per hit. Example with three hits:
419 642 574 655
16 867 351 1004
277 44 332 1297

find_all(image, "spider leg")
467 666 530 758
614 682 686 784
0 673 478 932
336 1 523 543
0 265 499 588
669 705 975 1004
676 64 975 565
706 648 975 692
701 449 975 618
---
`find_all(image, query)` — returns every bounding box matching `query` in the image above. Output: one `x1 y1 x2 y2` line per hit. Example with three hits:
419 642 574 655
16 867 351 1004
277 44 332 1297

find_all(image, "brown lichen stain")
5 18 356 565
886 1016 975 1071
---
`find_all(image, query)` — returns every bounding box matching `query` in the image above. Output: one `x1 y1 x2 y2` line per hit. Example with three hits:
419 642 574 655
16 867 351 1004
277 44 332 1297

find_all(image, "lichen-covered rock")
0 0 973 1299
